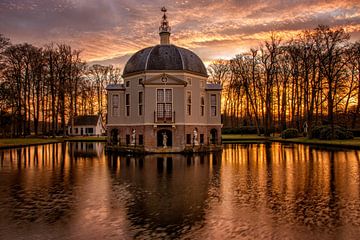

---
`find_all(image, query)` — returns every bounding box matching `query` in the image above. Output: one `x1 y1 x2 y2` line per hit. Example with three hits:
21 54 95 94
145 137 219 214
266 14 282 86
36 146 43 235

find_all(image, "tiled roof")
106 84 125 90
206 83 222 90
123 44 208 77
70 115 99 126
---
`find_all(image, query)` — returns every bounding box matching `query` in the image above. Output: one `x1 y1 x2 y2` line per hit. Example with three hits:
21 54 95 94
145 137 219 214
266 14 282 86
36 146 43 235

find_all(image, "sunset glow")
1 0 360 68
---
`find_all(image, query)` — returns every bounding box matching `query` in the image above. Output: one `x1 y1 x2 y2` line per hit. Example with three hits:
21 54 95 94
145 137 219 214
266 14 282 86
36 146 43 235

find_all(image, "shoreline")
1 135 360 150
0 136 107 150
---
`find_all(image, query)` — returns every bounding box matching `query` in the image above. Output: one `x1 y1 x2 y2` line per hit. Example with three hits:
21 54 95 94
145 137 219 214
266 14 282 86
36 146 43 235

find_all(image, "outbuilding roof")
70 115 100 126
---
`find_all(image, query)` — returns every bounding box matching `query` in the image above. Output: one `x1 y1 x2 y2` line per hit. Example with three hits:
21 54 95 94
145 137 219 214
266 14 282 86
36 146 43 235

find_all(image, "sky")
1 0 360 69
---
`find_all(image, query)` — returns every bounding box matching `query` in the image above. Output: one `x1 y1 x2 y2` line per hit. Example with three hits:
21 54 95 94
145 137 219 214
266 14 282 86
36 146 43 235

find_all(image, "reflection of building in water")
70 142 104 158
107 153 221 237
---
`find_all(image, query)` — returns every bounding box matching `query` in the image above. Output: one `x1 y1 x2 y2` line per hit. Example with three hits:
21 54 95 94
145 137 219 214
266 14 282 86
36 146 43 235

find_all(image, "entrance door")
111 129 119 144
157 129 172 147
210 129 218 144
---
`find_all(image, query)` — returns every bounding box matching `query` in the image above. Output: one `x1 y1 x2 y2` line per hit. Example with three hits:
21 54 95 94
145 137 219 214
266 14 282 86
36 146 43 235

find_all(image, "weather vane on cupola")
159 7 171 45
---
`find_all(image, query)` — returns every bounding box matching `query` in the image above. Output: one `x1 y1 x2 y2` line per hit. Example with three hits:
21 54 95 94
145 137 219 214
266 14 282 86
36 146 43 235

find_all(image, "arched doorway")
111 129 119 145
157 129 172 147
210 128 218 144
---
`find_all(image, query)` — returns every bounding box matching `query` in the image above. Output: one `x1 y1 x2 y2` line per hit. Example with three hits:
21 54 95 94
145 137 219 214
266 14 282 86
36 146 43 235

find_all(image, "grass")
0 136 106 148
222 134 360 148
222 134 268 140
66 136 106 141
273 136 360 147
0 138 60 148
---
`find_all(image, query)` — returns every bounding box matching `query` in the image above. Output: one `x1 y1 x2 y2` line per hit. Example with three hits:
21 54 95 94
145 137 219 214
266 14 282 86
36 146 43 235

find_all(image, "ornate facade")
106 8 221 153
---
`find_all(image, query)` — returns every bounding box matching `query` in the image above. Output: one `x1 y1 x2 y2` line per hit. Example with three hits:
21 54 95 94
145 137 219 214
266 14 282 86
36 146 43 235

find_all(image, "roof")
70 115 100 126
123 44 208 77
206 83 222 90
106 84 125 90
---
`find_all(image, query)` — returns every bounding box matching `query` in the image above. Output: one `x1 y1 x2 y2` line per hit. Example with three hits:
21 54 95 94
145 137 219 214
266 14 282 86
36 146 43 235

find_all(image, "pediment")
144 73 187 86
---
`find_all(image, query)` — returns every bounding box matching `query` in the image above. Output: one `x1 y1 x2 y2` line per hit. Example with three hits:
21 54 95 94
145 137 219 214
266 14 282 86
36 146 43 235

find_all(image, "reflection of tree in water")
107 153 220 238
1 143 77 224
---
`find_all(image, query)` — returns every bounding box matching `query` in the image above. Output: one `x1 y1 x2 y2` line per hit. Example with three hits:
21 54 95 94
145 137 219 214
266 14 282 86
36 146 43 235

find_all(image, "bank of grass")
0 136 106 149
272 136 360 148
222 134 269 142
66 136 106 142
222 133 360 148
0 138 60 148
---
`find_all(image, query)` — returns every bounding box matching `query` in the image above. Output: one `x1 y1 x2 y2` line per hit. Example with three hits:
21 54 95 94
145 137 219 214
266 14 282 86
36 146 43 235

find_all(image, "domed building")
106 7 221 153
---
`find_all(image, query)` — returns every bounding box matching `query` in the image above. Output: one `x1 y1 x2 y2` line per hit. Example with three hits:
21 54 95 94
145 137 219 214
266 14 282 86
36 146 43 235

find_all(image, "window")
126 94 130 116
75 128 78 134
126 134 130 145
211 94 217 116
125 81 130 87
187 91 192 116
186 134 191 144
112 94 120 116
200 134 204 144
139 78 143 85
186 77 192 86
200 96 205 116
138 92 143 116
157 89 172 121
139 135 144 145
86 128 94 134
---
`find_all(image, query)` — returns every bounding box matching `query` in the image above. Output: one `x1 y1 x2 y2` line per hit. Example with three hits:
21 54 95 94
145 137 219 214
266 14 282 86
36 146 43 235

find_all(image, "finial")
159 6 171 45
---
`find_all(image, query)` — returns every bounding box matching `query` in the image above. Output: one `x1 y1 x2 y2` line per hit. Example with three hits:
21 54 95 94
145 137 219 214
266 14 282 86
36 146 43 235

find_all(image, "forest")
209 25 360 137
1 25 360 138
0 34 121 137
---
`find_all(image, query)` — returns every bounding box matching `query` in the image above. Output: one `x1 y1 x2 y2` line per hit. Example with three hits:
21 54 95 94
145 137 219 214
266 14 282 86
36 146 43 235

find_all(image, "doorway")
157 129 172 147
210 128 218 144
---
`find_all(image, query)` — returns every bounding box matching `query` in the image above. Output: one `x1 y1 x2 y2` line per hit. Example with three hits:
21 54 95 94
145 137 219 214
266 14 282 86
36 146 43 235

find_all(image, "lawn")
66 136 107 141
0 136 106 149
273 136 360 148
221 134 269 141
0 138 60 148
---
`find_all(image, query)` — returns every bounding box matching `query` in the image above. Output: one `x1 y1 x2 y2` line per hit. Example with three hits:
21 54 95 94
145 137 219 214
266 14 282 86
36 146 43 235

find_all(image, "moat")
0 142 359 239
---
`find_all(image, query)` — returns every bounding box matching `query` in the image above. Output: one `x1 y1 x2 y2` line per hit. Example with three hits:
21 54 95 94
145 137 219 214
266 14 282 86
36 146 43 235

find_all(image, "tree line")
0 34 122 137
209 25 360 136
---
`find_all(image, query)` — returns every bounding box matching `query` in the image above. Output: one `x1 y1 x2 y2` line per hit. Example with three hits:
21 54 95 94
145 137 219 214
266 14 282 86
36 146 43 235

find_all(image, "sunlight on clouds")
1 0 359 67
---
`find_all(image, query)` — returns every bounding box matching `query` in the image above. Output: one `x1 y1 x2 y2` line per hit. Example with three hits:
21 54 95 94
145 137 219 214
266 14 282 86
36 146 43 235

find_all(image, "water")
0 142 359 239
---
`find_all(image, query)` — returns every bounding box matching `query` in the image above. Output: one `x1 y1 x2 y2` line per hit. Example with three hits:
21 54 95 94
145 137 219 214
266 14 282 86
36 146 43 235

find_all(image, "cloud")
1 0 360 69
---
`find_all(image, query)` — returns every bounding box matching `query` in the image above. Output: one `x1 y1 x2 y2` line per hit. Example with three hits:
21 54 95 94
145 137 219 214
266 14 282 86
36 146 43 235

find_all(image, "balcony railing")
154 111 175 123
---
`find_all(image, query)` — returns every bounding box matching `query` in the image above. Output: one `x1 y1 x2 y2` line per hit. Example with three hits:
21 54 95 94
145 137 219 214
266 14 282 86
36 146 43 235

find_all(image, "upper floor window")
157 89 173 120
139 78 143 85
200 96 205 116
186 77 192 86
138 92 143 116
125 81 130 88
211 94 217 117
187 91 192 116
112 94 120 116
125 93 130 116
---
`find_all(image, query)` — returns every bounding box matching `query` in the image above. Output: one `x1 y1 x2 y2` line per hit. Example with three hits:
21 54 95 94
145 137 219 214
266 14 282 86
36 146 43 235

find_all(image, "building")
68 115 104 136
106 7 221 153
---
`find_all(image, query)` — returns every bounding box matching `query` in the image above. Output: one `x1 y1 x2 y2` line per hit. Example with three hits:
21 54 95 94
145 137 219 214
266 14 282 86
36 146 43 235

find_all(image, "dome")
123 44 208 77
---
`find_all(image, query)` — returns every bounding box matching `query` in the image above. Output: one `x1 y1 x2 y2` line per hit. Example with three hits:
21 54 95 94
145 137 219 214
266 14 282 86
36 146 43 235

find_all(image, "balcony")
154 111 175 123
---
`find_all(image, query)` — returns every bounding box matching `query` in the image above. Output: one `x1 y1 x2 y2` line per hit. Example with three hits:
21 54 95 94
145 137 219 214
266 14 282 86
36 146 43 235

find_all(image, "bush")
310 125 353 140
309 125 328 139
350 129 360 137
281 128 299 139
